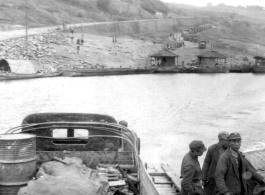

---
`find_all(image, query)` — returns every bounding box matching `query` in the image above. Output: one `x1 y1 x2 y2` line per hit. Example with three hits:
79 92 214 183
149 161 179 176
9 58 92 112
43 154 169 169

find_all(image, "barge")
62 68 156 77
0 71 63 80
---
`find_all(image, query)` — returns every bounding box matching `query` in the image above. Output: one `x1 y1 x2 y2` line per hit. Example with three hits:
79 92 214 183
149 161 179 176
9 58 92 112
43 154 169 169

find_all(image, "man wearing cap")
215 133 265 195
118 120 134 152
202 131 229 195
180 140 207 195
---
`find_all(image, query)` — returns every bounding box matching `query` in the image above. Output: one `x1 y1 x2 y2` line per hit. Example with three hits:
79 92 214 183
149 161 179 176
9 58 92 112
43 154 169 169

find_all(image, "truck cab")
199 40 206 49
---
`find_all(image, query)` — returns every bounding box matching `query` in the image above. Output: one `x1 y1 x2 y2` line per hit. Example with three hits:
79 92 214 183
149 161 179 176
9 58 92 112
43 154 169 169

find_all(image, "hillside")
166 2 265 21
165 2 265 56
0 0 172 29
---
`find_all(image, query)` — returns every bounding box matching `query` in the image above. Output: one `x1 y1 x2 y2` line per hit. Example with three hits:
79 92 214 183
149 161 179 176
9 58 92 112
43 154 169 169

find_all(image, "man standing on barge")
181 140 207 195
215 132 265 195
202 131 229 195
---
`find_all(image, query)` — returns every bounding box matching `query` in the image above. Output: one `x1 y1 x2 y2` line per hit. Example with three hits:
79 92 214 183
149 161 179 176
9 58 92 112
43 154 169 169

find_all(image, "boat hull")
180 68 202 73
139 158 160 195
0 72 62 80
153 68 181 73
229 67 253 73
201 67 229 73
252 66 265 73
62 68 156 77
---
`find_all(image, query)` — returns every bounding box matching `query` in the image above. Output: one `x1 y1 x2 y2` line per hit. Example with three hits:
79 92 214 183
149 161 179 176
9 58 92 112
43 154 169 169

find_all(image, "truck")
198 39 206 49
185 34 198 42
193 35 198 42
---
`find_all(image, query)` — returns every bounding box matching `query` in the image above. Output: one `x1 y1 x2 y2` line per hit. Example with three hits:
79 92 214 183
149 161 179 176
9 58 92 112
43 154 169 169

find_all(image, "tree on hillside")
229 12 237 20
218 3 226 7
151 0 169 13
97 0 110 12
140 0 156 15
207 2 212 7
140 0 169 15
246 5 264 11
237 6 245 9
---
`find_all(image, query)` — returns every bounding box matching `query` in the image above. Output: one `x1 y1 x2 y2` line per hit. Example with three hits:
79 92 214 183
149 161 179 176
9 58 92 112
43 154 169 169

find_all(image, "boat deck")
148 164 181 195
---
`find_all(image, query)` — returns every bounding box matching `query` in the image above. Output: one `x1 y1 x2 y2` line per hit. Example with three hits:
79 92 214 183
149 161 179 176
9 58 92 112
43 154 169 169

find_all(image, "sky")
161 0 265 7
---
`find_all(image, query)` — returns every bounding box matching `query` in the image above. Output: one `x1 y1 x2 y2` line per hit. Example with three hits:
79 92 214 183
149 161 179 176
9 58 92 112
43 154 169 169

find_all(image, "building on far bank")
150 49 179 66
155 11 163 18
254 56 265 66
252 56 265 73
197 51 228 73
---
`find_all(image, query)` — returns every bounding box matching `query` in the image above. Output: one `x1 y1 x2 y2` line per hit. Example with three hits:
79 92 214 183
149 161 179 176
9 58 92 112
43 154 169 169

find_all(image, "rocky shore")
0 30 163 72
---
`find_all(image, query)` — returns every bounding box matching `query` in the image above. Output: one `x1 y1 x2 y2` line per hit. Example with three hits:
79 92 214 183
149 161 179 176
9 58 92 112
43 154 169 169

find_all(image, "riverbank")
0 21 262 74
0 28 163 72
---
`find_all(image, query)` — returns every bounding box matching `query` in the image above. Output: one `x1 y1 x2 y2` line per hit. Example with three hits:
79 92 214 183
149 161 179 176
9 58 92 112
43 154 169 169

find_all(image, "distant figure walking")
70 34 74 44
81 34 84 45
77 45 80 54
112 36 117 43
70 27 74 34
62 22 67 32
76 39 81 54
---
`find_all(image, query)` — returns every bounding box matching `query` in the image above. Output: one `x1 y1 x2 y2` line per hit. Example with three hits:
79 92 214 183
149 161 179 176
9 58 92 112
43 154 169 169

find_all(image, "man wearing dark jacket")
215 133 265 195
202 131 229 195
181 140 207 195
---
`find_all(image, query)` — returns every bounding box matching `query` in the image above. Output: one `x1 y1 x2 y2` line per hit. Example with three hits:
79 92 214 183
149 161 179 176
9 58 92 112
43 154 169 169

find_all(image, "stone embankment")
0 29 164 71
216 50 252 67
0 32 71 71
0 33 68 60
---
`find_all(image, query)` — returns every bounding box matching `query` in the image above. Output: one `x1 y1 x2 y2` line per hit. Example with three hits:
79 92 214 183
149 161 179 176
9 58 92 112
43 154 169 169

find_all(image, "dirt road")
0 19 158 41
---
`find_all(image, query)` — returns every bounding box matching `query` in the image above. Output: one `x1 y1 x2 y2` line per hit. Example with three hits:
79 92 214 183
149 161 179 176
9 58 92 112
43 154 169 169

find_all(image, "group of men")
181 132 265 195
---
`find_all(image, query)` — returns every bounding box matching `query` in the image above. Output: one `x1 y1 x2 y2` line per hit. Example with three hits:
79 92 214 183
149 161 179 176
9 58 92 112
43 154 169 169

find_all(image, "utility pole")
119 0 121 14
25 0 28 59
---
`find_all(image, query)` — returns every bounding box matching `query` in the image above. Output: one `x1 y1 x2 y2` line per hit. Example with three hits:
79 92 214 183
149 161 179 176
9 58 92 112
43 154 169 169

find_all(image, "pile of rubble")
0 32 69 62
0 32 113 70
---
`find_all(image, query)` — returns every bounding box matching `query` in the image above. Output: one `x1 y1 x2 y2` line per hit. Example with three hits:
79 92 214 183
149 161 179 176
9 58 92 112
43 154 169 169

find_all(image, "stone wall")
0 24 24 31
75 18 207 36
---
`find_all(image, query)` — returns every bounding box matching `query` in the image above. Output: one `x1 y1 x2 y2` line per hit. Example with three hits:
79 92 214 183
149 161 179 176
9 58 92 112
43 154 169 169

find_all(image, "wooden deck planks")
146 163 182 195
148 165 181 195
161 163 181 192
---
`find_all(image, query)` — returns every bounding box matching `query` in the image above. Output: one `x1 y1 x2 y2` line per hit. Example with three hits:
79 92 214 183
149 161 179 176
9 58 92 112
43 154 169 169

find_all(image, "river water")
0 74 265 174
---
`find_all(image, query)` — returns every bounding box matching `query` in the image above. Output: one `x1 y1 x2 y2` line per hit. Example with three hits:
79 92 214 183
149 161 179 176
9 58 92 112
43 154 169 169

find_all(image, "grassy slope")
167 2 265 47
0 0 155 27
198 21 265 46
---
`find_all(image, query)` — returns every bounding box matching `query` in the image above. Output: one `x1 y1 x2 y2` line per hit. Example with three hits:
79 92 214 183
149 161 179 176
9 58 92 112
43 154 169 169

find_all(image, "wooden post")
25 0 28 59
